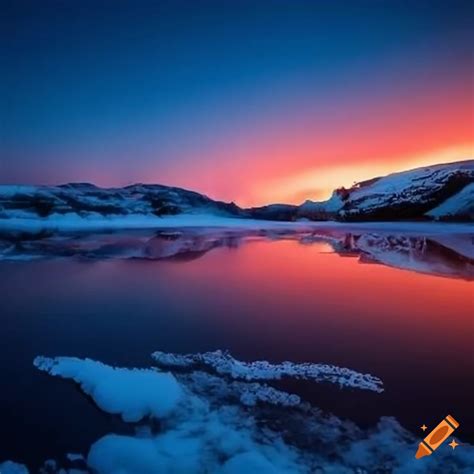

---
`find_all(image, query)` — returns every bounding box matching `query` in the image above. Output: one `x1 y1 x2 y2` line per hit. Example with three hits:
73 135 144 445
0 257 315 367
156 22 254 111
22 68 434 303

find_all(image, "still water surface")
1 235 473 467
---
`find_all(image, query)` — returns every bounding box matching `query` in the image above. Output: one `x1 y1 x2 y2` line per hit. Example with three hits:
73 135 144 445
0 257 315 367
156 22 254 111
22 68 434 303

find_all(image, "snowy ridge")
0 182 244 222
298 159 474 221
151 349 384 393
1 160 473 227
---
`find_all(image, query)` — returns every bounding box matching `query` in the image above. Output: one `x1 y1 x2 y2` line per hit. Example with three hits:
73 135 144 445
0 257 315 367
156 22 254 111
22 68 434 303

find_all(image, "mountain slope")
1 160 473 225
0 183 245 220
426 182 474 221
253 160 474 222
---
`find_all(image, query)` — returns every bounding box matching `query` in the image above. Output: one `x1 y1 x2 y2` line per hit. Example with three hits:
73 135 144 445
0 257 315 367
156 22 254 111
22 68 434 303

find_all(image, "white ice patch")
33 356 183 422
152 350 384 393
30 353 474 474
179 370 301 407
87 406 307 474
0 461 29 474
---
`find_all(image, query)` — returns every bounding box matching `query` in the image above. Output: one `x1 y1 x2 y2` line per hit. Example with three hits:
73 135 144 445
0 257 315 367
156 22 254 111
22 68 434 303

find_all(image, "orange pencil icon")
415 415 459 459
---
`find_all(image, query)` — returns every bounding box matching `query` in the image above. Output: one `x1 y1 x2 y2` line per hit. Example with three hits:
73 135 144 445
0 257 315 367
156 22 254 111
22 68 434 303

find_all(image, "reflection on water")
1 225 473 279
0 225 473 468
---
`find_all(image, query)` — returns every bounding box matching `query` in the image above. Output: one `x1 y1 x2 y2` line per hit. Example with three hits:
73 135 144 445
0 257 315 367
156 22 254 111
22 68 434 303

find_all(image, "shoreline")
1 213 474 234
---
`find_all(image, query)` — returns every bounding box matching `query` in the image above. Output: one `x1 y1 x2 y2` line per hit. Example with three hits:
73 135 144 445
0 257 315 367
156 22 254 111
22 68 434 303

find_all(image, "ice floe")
34 356 183 422
2 352 472 473
0 461 29 474
151 349 384 393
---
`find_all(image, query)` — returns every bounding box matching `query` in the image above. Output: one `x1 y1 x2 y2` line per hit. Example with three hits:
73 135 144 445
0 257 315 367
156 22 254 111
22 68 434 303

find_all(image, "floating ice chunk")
34 356 183 422
65 454 85 463
88 435 168 474
152 350 384 393
87 405 308 474
218 452 300 474
180 370 301 407
28 353 474 474
0 461 29 474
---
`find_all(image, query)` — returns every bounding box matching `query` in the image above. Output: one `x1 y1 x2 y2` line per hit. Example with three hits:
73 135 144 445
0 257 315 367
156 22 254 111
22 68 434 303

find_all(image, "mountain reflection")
0 226 473 280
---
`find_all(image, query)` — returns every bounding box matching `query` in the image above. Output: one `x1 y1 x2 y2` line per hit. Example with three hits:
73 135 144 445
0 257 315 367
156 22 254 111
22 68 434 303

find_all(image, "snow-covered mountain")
1 160 473 225
296 160 474 221
0 183 245 221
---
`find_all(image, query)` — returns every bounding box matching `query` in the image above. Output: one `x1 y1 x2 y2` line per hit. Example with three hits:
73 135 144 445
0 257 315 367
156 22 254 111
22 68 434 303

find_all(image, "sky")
1 0 473 206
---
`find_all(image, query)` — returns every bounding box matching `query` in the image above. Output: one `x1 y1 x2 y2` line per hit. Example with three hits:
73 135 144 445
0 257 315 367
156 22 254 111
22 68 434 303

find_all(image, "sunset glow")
2 0 473 206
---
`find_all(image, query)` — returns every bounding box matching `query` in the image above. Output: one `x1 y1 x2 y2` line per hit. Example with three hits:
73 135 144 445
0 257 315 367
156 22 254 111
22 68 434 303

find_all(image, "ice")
0 461 29 474
218 452 301 474
152 349 384 393
178 370 301 407
86 409 306 474
66 454 85 463
34 356 183 422
28 353 474 473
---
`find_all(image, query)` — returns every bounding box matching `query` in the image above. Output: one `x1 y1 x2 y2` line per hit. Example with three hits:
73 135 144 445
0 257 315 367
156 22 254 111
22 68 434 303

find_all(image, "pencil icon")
415 415 459 459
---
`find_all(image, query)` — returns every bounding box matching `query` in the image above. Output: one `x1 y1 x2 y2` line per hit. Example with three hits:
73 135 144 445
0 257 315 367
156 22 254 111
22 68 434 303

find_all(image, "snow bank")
34 356 183 422
2 211 474 234
152 349 384 393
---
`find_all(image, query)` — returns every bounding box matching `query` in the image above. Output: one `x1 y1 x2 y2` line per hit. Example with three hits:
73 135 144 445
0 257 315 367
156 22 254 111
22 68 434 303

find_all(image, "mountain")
0 160 473 224
250 160 474 222
0 183 245 220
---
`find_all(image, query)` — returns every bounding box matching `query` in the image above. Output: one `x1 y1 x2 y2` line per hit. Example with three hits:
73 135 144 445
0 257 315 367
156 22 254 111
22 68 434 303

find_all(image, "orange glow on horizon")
135 69 473 207
257 144 474 205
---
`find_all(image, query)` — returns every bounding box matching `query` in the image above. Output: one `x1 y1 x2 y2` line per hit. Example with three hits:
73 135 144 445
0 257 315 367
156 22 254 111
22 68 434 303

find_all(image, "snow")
427 182 474 219
0 212 306 232
299 191 344 214
178 370 302 407
1 212 473 233
86 411 305 474
34 356 183 422
0 185 40 197
152 349 384 393
0 461 29 474
298 160 474 219
350 160 473 203
25 352 474 473
66 454 85 463
1 161 473 232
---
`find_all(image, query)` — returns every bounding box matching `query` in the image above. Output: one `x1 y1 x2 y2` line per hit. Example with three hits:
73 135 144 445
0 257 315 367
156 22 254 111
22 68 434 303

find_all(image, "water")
0 229 473 468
